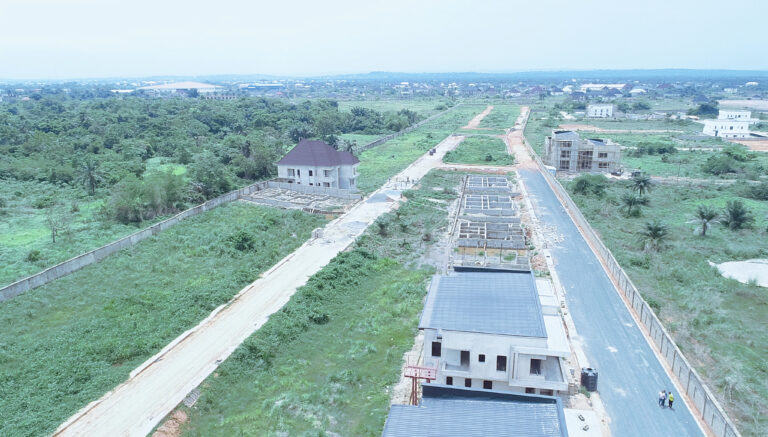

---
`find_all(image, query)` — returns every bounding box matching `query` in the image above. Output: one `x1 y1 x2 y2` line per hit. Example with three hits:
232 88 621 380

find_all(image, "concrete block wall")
355 104 462 153
520 128 741 437
0 182 267 302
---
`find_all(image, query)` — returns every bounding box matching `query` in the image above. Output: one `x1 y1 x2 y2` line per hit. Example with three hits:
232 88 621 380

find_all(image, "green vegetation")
444 136 514 166
356 104 485 193
337 99 448 117
0 179 171 287
477 105 519 129
0 203 326 436
182 171 462 436
567 180 768 435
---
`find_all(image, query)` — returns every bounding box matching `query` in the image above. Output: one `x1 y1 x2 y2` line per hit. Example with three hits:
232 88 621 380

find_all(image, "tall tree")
76 157 103 195
631 174 653 196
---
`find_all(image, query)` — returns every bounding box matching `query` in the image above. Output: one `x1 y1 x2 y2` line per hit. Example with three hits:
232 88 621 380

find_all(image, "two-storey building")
275 139 360 190
544 130 621 173
420 270 571 396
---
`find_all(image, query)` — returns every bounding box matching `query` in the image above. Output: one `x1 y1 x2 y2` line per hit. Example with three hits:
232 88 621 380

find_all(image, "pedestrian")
663 390 668 408
658 390 665 408
668 391 674 409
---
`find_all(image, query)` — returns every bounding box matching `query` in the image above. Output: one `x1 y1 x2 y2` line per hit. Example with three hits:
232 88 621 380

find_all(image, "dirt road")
54 135 466 437
462 105 493 129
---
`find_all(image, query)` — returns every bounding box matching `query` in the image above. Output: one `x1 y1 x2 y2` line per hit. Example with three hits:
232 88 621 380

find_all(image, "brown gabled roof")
276 139 360 167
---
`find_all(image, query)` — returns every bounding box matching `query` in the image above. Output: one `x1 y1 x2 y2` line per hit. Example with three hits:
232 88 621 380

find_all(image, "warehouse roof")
383 384 569 437
419 270 546 337
276 139 359 167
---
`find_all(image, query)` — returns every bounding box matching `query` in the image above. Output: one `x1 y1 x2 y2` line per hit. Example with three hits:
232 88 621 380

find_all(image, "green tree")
639 220 668 251
722 200 754 230
630 174 653 196
620 192 648 217
76 157 104 195
695 205 719 236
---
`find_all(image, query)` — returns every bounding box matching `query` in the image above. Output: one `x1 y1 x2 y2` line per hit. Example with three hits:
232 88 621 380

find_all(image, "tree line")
0 96 422 224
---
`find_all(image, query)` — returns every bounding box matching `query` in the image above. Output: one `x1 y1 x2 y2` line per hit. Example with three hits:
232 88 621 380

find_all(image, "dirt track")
54 134 468 437
462 105 493 129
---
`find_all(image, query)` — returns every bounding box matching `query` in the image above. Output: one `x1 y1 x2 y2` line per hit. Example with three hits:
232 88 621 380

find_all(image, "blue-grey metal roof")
552 130 580 141
419 271 546 337
382 385 568 437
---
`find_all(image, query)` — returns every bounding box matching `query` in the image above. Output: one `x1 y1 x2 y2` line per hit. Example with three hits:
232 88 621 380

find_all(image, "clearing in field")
443 136 514 166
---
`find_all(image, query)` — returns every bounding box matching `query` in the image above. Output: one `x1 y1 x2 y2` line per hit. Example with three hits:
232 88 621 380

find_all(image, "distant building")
383 384 569 437
275 139 359 190
579 83 626 93
702 119 750 138
586 104 614 118
137 81 224 94
718 110 753 121
544 130 621 173
420 270 571 396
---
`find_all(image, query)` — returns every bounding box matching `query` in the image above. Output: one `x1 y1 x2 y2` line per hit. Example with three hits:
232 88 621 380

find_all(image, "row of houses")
383 176 587 436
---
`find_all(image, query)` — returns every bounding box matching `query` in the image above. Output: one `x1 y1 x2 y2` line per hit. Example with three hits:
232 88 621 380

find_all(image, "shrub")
32 196 56 209
26 250 42 262
228 230 256 251
702 154 738 175
744 182 768 201
722 200 755 230
572 174 607 197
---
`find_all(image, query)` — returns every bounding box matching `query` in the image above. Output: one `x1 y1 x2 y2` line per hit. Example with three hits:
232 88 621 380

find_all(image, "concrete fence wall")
265 181 361 200
355 103 462 153
0 182 268 302
519 125 741 437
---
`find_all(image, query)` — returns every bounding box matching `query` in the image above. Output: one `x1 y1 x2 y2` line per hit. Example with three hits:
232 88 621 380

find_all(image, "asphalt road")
519 169 704 437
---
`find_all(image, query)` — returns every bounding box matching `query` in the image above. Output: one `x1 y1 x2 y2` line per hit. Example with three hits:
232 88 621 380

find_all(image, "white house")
586 104 614 118
717 110 755 122
702 119 751 138
275 139 360 190
420 270 571 396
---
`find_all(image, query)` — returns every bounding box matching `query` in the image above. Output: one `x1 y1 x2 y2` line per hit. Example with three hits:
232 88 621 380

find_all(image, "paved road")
519 169 704 437
54 135 466 437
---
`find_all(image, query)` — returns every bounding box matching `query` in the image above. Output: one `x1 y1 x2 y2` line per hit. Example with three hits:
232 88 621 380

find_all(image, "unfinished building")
544 130 621 173
453 176 528 270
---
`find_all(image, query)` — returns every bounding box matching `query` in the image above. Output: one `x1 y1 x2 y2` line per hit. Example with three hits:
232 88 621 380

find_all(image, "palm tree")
640 220 668 251
631 174 653 196
621 193 646 216
76 157 103 195
695 205 719 236
722 200 754 230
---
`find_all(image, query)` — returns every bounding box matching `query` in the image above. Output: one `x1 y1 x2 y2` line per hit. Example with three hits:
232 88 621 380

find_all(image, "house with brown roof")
275 139 360 190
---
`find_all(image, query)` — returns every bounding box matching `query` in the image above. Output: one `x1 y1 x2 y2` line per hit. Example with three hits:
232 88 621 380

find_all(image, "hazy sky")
1 0 767 80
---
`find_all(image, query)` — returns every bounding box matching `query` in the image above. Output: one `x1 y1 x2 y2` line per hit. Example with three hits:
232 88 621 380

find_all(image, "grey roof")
419 270 546 337
552 130 580 141
276 139 359 167
383 385 568 437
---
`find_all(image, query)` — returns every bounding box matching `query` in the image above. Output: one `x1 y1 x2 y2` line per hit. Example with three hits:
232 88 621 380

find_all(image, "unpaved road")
462 105 493 129
54 135 466 437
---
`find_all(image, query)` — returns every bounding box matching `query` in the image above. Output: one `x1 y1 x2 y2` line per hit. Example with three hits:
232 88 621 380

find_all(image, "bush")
26 250 42 262
744 182 768 200
722 200 755 230
702 154 738 175
32 196 56 209
572 174 607 197
228 230 256 251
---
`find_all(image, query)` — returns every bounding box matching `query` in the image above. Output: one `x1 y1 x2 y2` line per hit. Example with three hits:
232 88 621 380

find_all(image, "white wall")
702 120 750 138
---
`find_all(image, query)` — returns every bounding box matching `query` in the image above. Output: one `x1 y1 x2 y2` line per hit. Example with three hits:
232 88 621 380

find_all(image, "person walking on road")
668 391 674 410
658 390 666 408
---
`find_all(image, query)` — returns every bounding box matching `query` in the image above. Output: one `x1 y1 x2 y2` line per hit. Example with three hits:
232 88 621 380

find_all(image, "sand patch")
463 105 494 129
730 139 768 152
710 259 768 287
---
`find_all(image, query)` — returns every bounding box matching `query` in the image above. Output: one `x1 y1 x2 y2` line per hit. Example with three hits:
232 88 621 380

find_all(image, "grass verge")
444 136 514 166
566 180 767 435
181 170 462 436
0 203 326 436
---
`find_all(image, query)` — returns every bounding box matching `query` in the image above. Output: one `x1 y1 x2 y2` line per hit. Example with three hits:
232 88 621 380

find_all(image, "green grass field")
0 203 326 436
0 179 174 287
444 136 514 166
566 180 768 435
181 170 462 436
337 99 448 117
478 104 520 129
339 133 382 147
356 104 487 193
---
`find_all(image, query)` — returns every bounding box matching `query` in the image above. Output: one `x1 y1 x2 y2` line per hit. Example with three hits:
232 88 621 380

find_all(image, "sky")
1 0 767 80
